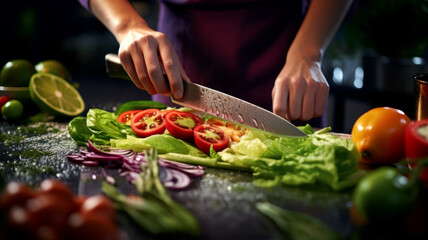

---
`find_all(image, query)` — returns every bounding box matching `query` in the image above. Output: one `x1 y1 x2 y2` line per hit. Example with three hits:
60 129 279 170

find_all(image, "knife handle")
105 53 132 81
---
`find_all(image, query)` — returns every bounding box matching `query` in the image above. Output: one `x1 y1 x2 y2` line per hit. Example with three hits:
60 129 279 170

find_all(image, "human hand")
118 28 190 98
272 58 329 121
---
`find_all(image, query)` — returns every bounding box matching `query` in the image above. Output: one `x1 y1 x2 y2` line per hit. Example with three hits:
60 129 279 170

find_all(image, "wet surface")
0 77 356 239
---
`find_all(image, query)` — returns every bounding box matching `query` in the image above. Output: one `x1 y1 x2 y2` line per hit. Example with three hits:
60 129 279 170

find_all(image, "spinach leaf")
67 116 93 146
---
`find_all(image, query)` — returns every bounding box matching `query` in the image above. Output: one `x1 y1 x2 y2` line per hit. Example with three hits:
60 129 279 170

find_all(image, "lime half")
29 72 85 117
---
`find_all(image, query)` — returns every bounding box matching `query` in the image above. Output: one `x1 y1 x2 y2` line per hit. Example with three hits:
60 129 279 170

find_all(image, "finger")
288 78 306 120
314 83 329 117
272 81 289 120
172 50 192 83
118 51 145 90
158 41 183 99
300 82 316 121
141 36 169 94
129 44 157 94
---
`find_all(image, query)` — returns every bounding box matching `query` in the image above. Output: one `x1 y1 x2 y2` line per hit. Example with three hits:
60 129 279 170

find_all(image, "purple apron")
154 0 308 111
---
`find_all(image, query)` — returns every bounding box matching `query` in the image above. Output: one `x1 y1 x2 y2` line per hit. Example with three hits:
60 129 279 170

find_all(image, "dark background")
1 0 427 133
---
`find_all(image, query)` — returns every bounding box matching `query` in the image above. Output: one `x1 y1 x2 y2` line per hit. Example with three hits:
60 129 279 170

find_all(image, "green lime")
29 72 85 117
1 99 24 121
35 60 71 82
0 59 36 87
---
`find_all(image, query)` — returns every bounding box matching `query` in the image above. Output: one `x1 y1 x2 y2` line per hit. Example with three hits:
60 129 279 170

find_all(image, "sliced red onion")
158 159 205 177
87 140 134 156
82 160 99 167
162 169 191 190
67 140 205 190
85 153 123 162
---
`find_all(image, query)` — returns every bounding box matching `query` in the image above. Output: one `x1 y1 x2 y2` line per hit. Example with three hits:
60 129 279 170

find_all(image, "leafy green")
256 202 342 240
102 149 200 236
68 108 135 146
219 127 361 191
67 116 93 146
87 109 134 139
111 134 206 156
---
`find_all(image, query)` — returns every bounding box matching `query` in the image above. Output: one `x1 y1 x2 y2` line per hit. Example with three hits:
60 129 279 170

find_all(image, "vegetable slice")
117 110 142 125
193 124 230 154
405 119 428 186
131 109 166 138
405 119 428 159
165 111 203 140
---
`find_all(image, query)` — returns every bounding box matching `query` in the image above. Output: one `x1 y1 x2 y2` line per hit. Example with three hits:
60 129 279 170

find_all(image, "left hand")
272 57 329 122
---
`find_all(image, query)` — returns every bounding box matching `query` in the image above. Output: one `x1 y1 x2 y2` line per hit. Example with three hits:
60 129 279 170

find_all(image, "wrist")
287 44 323 64
114 18 149 43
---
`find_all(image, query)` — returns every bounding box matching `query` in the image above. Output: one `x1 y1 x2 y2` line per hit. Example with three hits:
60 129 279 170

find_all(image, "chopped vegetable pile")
68 101 362 191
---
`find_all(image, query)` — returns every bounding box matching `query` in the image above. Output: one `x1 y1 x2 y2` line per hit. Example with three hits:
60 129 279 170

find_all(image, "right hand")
118 28 190 99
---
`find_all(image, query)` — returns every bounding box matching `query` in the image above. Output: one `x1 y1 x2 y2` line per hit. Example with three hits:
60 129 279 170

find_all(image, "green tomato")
353 167 417 220
1 99 24 121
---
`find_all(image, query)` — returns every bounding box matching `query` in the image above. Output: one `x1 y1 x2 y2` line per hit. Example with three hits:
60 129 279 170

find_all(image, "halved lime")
29 72 85 117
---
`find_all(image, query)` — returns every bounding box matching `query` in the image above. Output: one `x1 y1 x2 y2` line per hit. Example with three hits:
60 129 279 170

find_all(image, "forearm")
89 0 151 43
288 0 354 61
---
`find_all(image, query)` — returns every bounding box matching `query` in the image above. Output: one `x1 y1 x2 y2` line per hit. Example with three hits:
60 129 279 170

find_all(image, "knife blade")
105 53 306 137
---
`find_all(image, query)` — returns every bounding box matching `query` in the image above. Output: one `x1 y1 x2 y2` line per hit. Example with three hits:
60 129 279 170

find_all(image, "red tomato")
193 124 230 154
117 110 141 125
405 119 428 159
165 111 203 139
161 109 173 118
26 193 70 232
205 118 247 142
66 212 120 240
351 107 411 165
405 119 428 187
79 195 115 220
0 182 36 210
38 179 74 201
131 109 166 137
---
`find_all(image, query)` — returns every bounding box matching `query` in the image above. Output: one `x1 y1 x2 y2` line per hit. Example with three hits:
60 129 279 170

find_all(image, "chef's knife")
105 53 306 137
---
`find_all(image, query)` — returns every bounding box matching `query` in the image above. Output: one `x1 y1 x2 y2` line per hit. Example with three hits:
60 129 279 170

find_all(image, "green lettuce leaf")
111 134 206 157
218 128 361 191
86 108 134 140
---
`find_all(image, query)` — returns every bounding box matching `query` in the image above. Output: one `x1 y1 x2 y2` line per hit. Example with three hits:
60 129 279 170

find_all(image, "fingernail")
174 90 183 99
